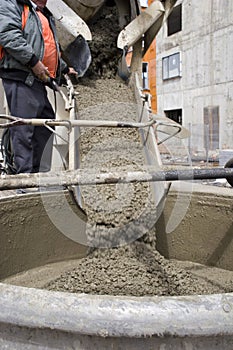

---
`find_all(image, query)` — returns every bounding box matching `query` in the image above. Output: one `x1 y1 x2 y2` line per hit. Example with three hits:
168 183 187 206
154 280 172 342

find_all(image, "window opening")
142 62 149 89
165 109 182 125
162 52 181 80
167 4 182 36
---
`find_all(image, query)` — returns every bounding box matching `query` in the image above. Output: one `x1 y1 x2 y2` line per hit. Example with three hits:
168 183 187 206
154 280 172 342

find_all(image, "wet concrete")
2 75 233 297
0 3 233 348
1 2 233 297
2 182 233 299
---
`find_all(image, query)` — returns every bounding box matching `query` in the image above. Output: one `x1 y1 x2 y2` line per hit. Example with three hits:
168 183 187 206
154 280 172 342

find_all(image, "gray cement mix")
3 3 233 298
43 240 233 297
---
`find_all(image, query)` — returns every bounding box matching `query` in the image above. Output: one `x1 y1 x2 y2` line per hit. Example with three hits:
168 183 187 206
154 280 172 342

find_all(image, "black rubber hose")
225 157 233 187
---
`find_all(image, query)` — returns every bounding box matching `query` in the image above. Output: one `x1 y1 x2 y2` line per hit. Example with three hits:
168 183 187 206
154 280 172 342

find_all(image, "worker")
0 0 78 174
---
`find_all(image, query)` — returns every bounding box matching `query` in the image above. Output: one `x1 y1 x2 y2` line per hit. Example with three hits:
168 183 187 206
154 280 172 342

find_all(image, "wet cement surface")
2 3 233 297
43 239 233 296
39 4 233 297
4 77 233 297
4 234 233 297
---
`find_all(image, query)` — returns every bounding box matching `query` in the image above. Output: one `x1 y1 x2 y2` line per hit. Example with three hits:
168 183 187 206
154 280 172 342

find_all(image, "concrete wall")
156 0 233 151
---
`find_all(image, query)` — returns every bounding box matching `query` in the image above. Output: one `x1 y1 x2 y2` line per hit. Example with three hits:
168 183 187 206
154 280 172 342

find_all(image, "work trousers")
2 79 55 173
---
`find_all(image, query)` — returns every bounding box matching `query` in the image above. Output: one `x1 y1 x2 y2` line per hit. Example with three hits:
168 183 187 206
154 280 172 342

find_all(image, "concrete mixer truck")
46 0 177 78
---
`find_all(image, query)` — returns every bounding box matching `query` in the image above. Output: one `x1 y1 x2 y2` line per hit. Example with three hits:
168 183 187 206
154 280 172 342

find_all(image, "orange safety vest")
0 5 29 60
36 11 58 78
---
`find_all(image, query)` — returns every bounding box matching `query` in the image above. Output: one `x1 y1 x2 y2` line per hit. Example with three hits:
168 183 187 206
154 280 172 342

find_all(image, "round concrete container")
0 184 233 349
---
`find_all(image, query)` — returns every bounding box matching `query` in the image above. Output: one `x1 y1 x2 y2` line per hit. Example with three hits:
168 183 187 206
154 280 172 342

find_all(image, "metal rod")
0 167 233 190
0 115 154 129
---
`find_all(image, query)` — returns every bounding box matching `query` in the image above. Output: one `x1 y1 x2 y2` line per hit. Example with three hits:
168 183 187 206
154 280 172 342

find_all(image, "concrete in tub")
0 185 233 349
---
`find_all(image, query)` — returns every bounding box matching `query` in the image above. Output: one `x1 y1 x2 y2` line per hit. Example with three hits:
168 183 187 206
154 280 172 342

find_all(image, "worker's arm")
60 59 79 78
0 0 36 66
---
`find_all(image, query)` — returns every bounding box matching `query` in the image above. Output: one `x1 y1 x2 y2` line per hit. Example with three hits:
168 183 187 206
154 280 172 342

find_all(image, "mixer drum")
62 0 106 22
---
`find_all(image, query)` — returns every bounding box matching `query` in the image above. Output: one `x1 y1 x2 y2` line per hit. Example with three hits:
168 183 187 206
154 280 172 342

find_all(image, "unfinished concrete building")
156 0 233 162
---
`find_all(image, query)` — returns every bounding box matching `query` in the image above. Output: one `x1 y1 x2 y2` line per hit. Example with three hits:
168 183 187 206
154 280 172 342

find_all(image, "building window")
162 52 181 80
165 109 182 125
142 62 149 89
167 4 182 36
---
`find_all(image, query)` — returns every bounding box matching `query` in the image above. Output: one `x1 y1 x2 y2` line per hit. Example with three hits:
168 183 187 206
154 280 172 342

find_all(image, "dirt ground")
4 3 233 297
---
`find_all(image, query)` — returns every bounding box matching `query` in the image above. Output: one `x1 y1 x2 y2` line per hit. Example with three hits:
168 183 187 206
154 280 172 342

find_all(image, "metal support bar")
154 122 182 144
0 114 155 129
0 167 233 191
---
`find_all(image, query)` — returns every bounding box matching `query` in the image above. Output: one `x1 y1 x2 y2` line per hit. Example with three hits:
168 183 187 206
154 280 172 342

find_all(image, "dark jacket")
0 0 68 85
